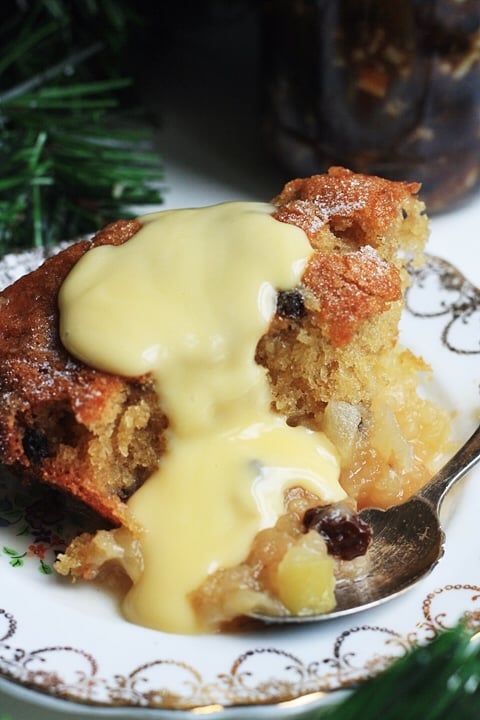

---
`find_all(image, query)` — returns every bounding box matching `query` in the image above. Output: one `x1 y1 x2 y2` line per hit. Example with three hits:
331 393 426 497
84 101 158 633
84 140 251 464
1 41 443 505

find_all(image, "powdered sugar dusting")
358 244 392 275
0 242 74 291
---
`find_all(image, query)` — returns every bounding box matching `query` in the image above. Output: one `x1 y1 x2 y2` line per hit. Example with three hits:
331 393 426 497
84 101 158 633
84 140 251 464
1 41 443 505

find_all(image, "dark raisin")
303 502 372 561
22 427 51 465
276 289 306 319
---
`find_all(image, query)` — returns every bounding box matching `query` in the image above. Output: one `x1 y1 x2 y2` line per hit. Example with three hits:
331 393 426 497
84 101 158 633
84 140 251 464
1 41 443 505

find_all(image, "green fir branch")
323 624 479 720
0 1 163 252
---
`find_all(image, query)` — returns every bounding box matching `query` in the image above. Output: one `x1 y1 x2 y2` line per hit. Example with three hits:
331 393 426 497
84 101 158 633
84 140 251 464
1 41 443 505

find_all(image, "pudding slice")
0 168 451 633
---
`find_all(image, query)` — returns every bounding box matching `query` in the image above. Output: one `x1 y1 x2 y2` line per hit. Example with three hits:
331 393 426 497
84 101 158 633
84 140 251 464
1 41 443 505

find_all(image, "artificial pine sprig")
323 624 479 720
0 1 163 252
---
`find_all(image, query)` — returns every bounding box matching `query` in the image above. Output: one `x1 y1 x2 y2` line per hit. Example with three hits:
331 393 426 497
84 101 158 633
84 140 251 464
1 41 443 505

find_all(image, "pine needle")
0 1 163 252
322 625 480 720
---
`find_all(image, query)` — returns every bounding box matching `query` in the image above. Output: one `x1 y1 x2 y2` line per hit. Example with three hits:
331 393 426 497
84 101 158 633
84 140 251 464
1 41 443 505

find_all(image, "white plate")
0 200 479 718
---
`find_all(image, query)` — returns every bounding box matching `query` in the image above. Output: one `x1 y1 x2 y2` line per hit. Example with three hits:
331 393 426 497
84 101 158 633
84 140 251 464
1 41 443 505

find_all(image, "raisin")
303 502 372 561
22 427 51 465
276 289 306 319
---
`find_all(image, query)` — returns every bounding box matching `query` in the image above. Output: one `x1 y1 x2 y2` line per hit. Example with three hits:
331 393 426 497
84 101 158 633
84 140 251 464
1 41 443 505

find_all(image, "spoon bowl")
251 422 480 624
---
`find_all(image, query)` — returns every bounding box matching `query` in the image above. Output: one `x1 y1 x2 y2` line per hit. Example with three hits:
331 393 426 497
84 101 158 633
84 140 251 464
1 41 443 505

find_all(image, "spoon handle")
419 422 480 511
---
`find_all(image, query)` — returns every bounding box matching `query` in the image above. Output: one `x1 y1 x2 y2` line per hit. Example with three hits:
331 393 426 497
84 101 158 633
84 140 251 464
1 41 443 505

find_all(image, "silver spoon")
252 421 480 624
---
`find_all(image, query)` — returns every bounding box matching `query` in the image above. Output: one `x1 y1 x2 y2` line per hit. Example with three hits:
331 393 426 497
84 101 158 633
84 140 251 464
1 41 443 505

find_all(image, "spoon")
252 421 480 624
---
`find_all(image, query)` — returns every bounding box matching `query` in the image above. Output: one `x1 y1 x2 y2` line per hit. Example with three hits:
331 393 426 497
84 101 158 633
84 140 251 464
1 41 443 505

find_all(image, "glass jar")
261 0 480 213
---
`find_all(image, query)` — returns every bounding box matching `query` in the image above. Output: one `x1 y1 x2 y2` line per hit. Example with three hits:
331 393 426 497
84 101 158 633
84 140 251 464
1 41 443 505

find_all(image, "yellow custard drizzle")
59 202 345 634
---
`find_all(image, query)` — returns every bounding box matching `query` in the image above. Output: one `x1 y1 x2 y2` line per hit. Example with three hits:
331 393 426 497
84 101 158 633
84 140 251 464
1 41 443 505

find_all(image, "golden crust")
273 166 422 245
0 219 167 528
302 247 402 347
270 166 423 347
258 167 428 424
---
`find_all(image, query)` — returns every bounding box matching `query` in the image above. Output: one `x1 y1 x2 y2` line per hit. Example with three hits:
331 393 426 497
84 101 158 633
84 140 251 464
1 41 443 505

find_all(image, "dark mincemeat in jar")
262 0 480 212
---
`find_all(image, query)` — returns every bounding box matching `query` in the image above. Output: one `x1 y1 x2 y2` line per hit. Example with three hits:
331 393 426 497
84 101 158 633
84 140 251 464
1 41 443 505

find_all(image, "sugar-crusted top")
272 166 421 245
272 167 418 346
